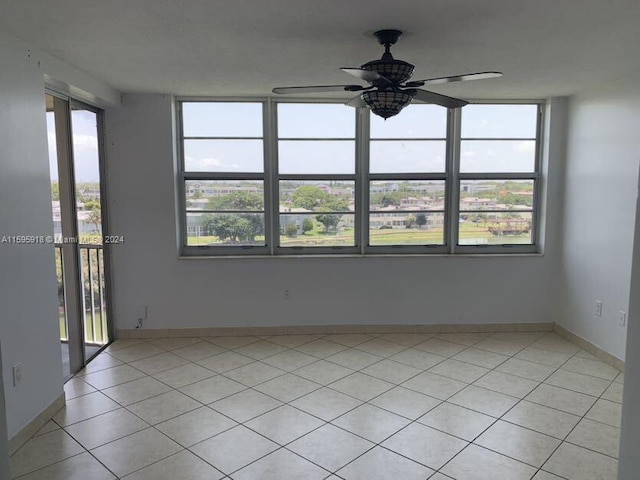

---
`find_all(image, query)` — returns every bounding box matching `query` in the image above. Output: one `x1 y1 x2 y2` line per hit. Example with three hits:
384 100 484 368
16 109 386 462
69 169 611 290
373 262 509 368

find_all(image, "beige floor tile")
502 400 581 439
377 333 431 347
195 351 254 373
291 387 362 421
361 359 422 384
602 381 624 403
531 334 580 354
472 370 538 398
232 448 329 480
122 450 224 480
233 340 288 360
532 471 565 480
333 404 410 443
429 474 456 480
473 337 524 356
9 430 84 478
452 348 509 369
155 406 236 447
261 349 318 371
254 373 320 402
428 359 489 384
129 352 190 375
91 428 182 478
336 446 434 480
102 376 172 405
566 418 620 458
543 443 618 480
210 388 283 422
354 338 408 357
74 353 124 376
293 359 354 385
127 390 201 425
370 386 441 420
64 407 149 449
585 398 622 427
15 452 115 480
436 333 490 346
614 372 624 383
515 346 572 367
563 356 620 380
63 377 97 400
441 444 537 480
289 424 373 471
326 348 382 370
107 343 165 363
246 405 324 444
223 362 286 387
295 339 349 358
206 336 261 349
544 368 610 396
148 337 202 351
448 385 518 417
382 423 467 470
104 339 145 352
81 364 147 390
496 358 556 382
489 332 545 345
324 334 373 347
189 425 278 474
389 348 447 370
179 375 247 403
53 391 121 427
402 371 467 400
265 335 319 348
475 420 560 467
171 341 226 362
413 338 467 357
418 402 495 441
329 372 394 401
33 420 60 437
152 362 216 388
525 384 597 416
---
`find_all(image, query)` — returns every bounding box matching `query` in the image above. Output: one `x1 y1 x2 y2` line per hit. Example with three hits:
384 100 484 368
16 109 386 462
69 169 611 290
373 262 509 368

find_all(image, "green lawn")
59 309 108 345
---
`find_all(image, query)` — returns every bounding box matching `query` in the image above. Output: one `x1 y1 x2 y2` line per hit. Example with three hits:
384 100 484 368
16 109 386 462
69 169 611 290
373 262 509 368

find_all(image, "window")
178 100 542 256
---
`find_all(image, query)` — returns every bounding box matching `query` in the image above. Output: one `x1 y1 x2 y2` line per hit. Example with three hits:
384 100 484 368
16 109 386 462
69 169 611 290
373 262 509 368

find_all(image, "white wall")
559 73 640 360
0 32 64 438
105 94 565 331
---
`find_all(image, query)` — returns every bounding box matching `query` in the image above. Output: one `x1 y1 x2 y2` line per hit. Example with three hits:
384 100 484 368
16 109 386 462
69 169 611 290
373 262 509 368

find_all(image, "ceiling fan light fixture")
361 89 415 119
361 59 415 85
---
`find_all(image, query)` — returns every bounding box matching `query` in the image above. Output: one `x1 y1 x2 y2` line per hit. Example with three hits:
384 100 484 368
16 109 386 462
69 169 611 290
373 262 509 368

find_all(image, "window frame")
177 98 544 257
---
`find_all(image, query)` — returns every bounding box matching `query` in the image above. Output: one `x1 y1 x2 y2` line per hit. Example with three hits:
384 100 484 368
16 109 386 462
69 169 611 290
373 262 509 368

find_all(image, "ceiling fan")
272 29 502 119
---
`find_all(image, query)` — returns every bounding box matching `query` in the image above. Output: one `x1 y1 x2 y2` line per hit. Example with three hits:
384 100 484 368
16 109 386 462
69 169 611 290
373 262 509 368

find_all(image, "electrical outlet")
283 289 290 300
619 311 627 327
595 300 603 317
12 363 22 387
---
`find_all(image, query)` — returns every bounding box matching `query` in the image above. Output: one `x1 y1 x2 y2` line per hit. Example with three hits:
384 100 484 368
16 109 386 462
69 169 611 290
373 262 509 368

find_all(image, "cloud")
185 155 241 171
514 141 535 153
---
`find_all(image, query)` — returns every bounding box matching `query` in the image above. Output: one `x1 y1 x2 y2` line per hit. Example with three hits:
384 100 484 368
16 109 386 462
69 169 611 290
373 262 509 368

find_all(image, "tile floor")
10 331 624 479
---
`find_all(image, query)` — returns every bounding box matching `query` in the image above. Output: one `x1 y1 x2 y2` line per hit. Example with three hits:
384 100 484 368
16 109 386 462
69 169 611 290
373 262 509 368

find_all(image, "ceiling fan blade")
405 71 503 88
411 89 469 109
341 68 392 85
345 94 367 108
272 85 367 94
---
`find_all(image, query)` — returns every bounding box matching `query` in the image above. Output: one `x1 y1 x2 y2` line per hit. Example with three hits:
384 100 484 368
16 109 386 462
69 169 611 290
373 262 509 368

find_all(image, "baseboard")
118 322 554 339
554 324 624 372
8 392 65 456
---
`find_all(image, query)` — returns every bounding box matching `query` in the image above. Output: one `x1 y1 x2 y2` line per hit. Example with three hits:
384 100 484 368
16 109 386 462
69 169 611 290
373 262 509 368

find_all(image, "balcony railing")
55 244 109 345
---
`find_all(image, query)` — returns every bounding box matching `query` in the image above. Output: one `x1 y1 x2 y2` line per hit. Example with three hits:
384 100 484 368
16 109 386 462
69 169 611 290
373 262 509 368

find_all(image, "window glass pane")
186 212 265 246
461 104 537 138
459 211 533 245
279 181 354 213
184 139 264 172
182 102 262 137
278 141 354 174
279 214 355 247
460 140 536 173
370 104 447 138
278 104 355 138
460 180 534 211
370 141 446 173
186 180 264 211
370 181 445 211
369 212 444 245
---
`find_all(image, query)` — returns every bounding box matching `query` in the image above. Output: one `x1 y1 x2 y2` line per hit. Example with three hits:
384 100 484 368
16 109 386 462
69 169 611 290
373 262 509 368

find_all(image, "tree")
192 190 203 199
370 191 402 207
416 213 427 229
291 185 326 210
201 214 264 243
51 182 60 201
207 191 263 211
315 213 341 232
302 218 314 235
87 207 102 233
285 223 298 237
404 214 416 229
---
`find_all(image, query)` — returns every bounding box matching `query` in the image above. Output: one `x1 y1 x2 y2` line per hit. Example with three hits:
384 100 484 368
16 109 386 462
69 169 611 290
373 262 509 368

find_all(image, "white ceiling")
1 0 639 99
